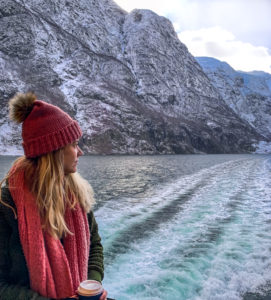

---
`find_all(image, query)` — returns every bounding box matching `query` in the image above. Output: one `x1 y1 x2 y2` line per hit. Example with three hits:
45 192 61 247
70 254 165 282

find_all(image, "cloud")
169 0 271 49
179 27 271 73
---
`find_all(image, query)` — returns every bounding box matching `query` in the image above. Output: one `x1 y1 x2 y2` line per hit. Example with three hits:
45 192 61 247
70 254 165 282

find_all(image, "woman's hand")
99 289 108 300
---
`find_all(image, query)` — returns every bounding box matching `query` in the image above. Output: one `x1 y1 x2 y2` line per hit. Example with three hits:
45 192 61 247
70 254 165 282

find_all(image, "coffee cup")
77 280 104 300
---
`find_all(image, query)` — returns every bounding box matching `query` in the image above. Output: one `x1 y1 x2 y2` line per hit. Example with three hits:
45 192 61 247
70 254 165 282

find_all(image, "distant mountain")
196 57 271 140
0 0 264 155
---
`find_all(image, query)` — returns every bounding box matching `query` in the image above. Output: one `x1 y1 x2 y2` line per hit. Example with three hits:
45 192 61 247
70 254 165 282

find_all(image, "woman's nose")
77 146 83 156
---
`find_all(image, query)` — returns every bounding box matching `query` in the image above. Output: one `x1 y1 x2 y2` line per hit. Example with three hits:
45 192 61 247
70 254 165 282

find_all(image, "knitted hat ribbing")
9 93 82 158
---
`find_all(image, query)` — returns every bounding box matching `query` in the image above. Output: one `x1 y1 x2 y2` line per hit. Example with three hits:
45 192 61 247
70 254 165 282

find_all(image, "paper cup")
77 280 104 300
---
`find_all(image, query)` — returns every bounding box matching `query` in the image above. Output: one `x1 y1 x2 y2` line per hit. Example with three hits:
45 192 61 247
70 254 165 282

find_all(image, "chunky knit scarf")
9 163 90 299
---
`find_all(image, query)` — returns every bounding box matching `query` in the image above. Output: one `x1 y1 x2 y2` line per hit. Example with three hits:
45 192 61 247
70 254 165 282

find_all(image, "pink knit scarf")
9 163 90 299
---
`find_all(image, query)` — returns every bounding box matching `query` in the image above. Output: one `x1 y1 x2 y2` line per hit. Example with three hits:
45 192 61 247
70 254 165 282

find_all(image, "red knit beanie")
9 92 82 158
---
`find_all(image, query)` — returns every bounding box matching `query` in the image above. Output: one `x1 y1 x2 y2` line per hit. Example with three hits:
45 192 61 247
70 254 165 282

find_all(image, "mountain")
0 0 264 155
196 57 271 140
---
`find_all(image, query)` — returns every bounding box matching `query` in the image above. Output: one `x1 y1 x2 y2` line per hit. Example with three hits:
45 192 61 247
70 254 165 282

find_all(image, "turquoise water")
1 154 270 300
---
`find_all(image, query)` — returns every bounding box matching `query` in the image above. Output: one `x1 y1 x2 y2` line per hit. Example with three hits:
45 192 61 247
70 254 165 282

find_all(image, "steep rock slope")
196 57 271 140
0 0 263 154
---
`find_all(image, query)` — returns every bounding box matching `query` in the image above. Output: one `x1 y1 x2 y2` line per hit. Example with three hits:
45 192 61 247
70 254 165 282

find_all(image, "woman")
0 92 108 299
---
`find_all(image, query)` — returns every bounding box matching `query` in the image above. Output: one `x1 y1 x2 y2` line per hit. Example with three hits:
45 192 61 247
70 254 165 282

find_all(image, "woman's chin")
64 168 77 175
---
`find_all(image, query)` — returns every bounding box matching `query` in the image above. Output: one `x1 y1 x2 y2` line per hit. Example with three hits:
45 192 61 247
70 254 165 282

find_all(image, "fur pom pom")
9 92 37 123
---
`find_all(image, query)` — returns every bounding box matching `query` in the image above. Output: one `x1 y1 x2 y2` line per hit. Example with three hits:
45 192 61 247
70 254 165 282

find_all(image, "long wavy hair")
0 148 95 239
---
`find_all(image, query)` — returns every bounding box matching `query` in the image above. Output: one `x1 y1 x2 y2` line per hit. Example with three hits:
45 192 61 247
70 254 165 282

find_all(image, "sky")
114 0 271 74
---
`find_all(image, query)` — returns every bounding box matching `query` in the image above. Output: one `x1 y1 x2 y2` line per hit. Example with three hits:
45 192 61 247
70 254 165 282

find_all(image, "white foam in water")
96 156 271 300
95 159 251 246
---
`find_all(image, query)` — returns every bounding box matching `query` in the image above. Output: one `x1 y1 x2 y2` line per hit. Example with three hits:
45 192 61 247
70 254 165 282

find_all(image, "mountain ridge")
196 56 271 141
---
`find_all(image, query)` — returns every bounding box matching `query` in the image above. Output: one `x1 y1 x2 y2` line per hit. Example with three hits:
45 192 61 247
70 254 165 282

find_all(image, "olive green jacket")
0 187 104 300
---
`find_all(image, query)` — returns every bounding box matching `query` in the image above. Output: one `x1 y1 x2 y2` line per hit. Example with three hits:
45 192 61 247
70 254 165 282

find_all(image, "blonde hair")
0 149 95 239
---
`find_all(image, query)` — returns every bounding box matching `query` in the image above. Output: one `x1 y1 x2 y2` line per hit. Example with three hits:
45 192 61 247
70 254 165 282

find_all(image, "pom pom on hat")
9 92 36 123
8 92 82 158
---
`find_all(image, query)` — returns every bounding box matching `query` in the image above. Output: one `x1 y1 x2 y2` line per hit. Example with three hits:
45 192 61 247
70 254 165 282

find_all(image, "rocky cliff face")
0 0 264 155
196 57 271 140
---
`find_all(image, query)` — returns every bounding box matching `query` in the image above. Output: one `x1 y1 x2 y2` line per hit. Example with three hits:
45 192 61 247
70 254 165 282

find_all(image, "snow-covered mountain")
0 0 264 155
196 57 271 140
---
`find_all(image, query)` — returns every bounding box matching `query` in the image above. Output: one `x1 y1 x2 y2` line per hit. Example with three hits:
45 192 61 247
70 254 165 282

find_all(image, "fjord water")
1 154 270 300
